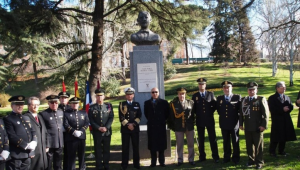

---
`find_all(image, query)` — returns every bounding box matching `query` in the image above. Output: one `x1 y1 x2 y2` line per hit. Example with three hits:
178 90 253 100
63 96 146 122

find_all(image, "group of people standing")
0 78 298 170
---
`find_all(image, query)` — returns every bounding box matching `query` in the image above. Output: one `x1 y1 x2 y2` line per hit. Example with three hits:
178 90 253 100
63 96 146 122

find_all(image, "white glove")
27 141 37 151
0 150 9 160
73 130 83 137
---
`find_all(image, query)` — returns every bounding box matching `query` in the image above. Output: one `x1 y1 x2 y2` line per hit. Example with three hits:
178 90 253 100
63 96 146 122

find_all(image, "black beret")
8 95 25 104
196 78 207 84
221 81 233 87
95 88 105 96
247 82 258 89
46 95 59 101
176 87 187 93
58 92 70 98
69 97 81 103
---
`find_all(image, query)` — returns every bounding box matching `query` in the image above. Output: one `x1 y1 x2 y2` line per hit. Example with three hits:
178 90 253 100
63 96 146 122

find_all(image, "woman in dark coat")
268 81 296 156
295 91 300 128
144 88 170 167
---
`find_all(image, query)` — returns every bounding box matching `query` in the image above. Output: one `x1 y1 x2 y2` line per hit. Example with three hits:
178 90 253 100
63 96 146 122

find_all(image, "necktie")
249 97 253 101
281 95 284 102
201 93 205 98
129 102 132 105
35 116 39 123
225 96 229 102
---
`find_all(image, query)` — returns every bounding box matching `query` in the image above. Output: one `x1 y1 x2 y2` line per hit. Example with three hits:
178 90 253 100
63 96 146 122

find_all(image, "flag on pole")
85 80 92 115
97 78 101 89
62 76 66 92
74 76 82 109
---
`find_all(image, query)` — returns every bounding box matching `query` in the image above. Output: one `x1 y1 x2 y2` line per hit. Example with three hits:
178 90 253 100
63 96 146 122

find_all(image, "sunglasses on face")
151 91 158 94
49 101 58 104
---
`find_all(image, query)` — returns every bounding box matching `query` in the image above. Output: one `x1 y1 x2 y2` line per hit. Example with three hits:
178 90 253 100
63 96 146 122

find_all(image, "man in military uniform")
0 118 9 170
24 97 49 170
88 88 114 170
239 82 269 169
40 95 64 170
144 87 169 167
268 81 296 157
57 91 71 170
4 95 37 170
119 87 142 170
64 97 89 170
192 78 219 163
169 87 195 166
216 81 241 164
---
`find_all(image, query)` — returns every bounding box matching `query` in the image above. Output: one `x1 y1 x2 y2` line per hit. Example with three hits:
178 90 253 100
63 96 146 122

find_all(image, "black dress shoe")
160 164 166 167
149 164 156 168
246 162 254 167
214 159 219 163
233 161 239 165
177 162 183 166
198 158 206 162
223 160 230 163
256 165 262 169
278 152 287 156
189 161 196 166
134 166 141 169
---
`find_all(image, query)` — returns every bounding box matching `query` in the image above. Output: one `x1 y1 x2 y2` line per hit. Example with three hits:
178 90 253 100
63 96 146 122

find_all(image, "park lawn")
1 62 300 169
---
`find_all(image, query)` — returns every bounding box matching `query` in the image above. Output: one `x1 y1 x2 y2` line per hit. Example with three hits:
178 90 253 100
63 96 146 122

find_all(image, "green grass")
2 62 300 169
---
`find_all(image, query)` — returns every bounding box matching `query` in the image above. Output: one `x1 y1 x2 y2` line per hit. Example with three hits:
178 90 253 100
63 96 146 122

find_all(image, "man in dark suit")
169 87 195 166
4 95 37 170
64 97 89 170
144 87 169 167
24 96 49 170
119 87 142 170
239 82 269 169
0 118 9 170
57 91 71 170
216 81 241 164
40 95 64 170
192 78 219 163
89 88 114 170
268 81 296 157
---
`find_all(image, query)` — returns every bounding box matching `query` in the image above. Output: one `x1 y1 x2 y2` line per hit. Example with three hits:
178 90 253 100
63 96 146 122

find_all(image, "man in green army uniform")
239 82 269 169
88 88 114 170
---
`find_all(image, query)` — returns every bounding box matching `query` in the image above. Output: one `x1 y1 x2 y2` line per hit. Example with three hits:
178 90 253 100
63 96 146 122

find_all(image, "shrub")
164 62 177 80
101 76 121 97
0 93 11 107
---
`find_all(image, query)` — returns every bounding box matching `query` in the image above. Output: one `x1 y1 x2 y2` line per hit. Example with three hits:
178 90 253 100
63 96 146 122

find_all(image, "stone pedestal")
129 45 171 159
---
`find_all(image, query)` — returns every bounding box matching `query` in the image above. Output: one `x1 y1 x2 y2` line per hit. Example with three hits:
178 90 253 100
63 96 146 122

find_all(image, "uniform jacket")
88 103 114 136
4 112 37 159
268 92 296 142
216 94 241 130
192 91 216 127
169 99 194 132
64 109 89 142
144 98 170 151
0 119 9 155
239 96 269 131
119 101 142 133
39 108 64 148
23 112 49 170
58 104 71 112
295 91 300 128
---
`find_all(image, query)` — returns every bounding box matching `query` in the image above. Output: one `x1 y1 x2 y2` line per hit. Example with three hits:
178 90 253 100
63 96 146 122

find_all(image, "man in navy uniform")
4 95 37 170
119 87 142 170
64 97 89 170
89 88 114 170
24 97 49 170
40 95 64 170
0 118 9 170
192 78 219 163
216 81 241 164
144 87 169 167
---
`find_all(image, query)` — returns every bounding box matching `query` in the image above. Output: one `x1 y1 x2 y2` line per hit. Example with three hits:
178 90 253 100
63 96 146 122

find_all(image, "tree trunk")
289 48 294 86
33 62 38 86
184 37 189 65
121 40 126 84
89 0 104 102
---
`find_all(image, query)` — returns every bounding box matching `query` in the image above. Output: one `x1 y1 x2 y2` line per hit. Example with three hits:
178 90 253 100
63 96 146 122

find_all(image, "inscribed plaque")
137 63 158 92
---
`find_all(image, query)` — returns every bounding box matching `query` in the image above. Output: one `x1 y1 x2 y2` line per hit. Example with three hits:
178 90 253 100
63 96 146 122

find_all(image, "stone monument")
129 11 171 159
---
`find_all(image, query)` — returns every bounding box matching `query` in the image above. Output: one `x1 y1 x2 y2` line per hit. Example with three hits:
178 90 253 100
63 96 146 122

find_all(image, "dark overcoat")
39 108 64 148
268 92 297 142
192 91 216 127
23 112 49 170
216 94 241 130
295 91 300 128
144 98 170 151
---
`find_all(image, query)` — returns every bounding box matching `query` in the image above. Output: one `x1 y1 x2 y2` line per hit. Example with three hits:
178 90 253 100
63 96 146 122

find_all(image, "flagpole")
86 77 95 158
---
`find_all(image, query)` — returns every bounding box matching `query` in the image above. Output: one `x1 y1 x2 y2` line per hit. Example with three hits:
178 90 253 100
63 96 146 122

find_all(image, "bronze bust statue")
130 11 161 46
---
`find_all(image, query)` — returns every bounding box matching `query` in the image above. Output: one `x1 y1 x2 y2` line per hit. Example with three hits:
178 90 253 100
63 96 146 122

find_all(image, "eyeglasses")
30 104 40 107
151 91 158 94
49 101 58 104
